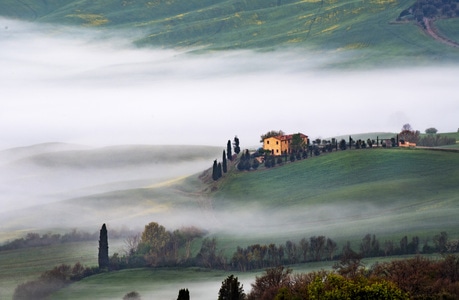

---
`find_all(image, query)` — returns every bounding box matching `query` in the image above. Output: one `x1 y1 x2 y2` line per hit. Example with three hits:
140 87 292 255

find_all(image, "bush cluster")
13 263 98 300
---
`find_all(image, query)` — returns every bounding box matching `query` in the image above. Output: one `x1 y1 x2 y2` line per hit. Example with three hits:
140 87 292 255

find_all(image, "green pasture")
214 148 459 208
2 147 459 299
0 241 93 299
436 18 459 44
211 148 459 241
49 253 438 300
1 0 459 65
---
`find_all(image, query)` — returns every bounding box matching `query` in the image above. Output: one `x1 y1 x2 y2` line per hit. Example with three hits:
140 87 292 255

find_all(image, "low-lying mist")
0 144 222 216
1 17 459 151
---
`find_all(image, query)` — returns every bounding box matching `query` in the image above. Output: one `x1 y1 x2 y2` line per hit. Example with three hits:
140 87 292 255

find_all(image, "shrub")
123 291 141 300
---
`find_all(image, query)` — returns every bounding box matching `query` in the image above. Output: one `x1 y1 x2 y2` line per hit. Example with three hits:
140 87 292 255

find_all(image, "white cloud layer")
1 17 459 151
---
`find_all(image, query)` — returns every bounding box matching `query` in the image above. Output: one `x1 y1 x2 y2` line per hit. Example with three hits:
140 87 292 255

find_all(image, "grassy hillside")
3 147 459 298
210 148 459 243
1 0 459 65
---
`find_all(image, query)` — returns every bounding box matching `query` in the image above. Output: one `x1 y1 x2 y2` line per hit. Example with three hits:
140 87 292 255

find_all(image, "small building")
399 140 416 148
263 133 309 156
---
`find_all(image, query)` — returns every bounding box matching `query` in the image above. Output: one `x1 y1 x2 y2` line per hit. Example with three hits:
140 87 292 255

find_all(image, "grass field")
0 241 95 299
1 0 459 65
48 253 441 300
209 148 459 244
2 147 459 299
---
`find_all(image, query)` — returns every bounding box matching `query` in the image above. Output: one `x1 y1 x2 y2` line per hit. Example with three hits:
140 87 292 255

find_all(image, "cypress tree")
233 136 240 155
177 288 190 300
212 160 218 181
222 150 228 173
227 140 232 161
98 223 109 269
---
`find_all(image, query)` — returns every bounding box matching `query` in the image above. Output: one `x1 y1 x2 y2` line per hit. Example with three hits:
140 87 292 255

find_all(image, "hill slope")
4 147 458 245
210 148 459 241
1 0 459 64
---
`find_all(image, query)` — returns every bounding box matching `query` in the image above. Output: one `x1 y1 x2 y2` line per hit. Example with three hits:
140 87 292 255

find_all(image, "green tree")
212 160 218 181
425 127 438 134
98 224 109 270
339 139 347 150
218 275 246 300
252 158 259 170
260 130 284 143
227 140 233 161
123 291 141 300
248 266 292 300
307 273 408 300
290 133 306 154
233 136 241 155
177 288 190 300
196 237 219 268
139 222 170 266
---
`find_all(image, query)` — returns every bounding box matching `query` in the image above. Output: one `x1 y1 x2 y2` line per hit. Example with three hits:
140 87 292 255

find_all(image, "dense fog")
1 17 459 151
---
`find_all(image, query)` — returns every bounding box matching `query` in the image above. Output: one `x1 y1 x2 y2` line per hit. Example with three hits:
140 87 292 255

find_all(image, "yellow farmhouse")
263 133 309 156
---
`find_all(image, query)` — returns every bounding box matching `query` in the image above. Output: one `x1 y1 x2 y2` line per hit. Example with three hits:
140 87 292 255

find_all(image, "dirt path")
423 17 459 48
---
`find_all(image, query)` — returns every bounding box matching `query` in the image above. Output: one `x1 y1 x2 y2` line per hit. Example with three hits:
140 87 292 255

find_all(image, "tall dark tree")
98 223 109 269
222 150 228 173
339 139 347 150
233 136 240 155
218 275 246 300
227 140 233 161
212 160 218 181
177 288 190 300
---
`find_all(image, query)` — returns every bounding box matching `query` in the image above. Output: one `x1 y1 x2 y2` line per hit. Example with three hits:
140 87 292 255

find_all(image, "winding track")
423 17 459 48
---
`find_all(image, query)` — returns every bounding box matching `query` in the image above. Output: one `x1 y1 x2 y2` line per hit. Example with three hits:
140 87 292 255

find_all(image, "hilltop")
1 0 459 65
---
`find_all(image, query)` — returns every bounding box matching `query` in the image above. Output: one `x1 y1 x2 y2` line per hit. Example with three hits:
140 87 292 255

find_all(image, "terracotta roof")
272 133 308 141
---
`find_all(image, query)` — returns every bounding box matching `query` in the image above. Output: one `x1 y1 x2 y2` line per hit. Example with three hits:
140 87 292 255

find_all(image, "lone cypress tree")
98 223 109 270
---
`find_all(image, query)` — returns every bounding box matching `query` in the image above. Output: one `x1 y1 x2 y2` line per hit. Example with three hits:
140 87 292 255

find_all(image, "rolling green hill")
2 0 459 65
209 147 459 243
3 146 459 299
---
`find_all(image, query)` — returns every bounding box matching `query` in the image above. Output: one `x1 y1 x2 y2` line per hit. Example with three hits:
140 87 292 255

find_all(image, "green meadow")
2 143 459 298
1 0 459 65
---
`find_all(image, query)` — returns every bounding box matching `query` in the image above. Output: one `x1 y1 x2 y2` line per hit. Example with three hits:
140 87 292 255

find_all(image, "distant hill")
0 143 222 231
1 0 459 65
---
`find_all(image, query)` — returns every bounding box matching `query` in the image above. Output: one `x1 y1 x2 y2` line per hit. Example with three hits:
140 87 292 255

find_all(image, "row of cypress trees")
212 136 241 181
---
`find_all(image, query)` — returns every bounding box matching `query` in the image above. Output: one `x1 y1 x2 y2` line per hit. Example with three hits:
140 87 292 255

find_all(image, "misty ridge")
0 143 222 224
